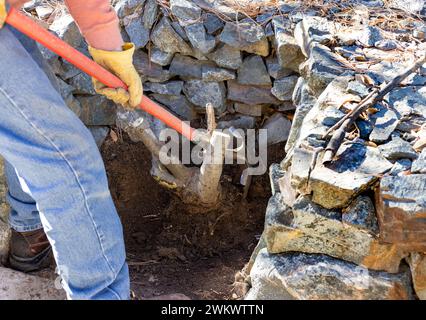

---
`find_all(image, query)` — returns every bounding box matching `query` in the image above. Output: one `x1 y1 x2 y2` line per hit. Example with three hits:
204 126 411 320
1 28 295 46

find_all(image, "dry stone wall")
0 0 425 300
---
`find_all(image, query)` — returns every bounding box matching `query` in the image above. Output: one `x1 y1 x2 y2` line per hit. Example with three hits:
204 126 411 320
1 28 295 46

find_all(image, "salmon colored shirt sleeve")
8 0 124 51
64 0 124 51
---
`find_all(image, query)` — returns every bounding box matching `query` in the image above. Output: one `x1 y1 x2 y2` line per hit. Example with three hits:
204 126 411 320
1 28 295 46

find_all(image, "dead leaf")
110 129 118 143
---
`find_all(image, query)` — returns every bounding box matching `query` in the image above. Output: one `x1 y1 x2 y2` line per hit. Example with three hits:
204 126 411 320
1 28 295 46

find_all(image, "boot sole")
8 246 53 273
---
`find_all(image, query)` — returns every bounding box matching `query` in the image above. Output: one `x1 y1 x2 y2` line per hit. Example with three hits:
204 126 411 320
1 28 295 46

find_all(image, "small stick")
206 103 216 135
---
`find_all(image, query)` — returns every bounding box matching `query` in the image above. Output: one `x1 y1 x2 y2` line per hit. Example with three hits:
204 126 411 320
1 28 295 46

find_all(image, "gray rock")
170 21 189 41
300 44 349 96
49 14 82 48
115 0 145 19
285 78 317 152
184 23 216 54
412 148 426 173
203 13 224 34
347 80 369 97
219 21 269 56
78 95 117 126
375 40 398 51
266 56 294 79
207 44 242 70
293 16 338 57
0 158 10 265
170 0 202 26
248 249 413 300
238 55 271 86
261 113 292 145
343 195 379 234
388 86 426 119
356 119 374 140
58 60 81 80
320 107 346 126
269 163 286 196
389 158 412 176
134 50 172 82
183 80 226 114
150 48 174 66
0 267 66 299
169 54 208 79
68 73 96 95
406 253 426 300
271 75 298 101
35 6 53 19
375 174 426 250
201 66 235 82
227 80 280 105
273 17 305 72
309 143 393 209
151 94 196 120
369 106 400 144
358 26 384 47
55 78 82 116
144 81 184 96
125 17 149 49
142 0 158 30
389 0 425 14
216 115 256 130
290 147 316 194
89 126 110 148
264 194 404 272
378 136 418 160
234 103 264 117
151 17 193 55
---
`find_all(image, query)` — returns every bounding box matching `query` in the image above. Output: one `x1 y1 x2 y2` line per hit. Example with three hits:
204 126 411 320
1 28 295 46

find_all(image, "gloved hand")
88 43 143 109
1 1 27 28
0 0 7 29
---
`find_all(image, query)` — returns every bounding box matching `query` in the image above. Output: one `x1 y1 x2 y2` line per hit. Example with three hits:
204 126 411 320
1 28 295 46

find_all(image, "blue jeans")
0 26 129 300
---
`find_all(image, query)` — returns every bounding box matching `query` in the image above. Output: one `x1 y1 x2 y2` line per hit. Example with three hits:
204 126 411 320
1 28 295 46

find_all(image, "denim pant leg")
0 26 129 300
5 160 43 232
6 27 61 232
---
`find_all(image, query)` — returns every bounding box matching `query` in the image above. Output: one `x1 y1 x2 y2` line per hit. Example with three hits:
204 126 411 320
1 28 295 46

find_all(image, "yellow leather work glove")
0 0 7 29
89 43 143 109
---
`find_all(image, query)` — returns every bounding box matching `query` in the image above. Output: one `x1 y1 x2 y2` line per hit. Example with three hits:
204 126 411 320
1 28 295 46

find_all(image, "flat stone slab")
375 174 426 251
309 143 393 209
264 193 406 273
246 249 414 300
227 80 280 105
0 267 65 300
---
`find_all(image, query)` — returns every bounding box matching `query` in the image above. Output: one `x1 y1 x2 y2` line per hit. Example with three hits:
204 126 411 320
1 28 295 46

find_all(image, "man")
0 0 143 299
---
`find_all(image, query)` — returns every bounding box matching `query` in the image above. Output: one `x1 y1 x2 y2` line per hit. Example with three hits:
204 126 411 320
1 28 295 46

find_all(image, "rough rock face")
219 20 269 56
246 249 414 300
0 267 65 300
0 158 10 265
264 193 406 273
407 253 426 300
375 175 426 251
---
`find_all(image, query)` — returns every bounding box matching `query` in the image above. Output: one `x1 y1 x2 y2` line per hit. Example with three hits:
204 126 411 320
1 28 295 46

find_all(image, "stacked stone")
4 0 425 300
29 0 305 148
244 2 426 300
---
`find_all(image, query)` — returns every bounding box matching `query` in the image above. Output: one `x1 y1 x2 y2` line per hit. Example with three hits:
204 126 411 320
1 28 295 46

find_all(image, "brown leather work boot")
8 229 53 272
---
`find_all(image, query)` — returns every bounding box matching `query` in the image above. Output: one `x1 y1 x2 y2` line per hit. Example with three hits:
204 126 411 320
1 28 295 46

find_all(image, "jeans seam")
0 87 118 281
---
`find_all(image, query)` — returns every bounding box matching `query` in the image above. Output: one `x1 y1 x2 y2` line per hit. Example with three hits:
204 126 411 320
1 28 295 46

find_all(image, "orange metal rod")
5 8 196 141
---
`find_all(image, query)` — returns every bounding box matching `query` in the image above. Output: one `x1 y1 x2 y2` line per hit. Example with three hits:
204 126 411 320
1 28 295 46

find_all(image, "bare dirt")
101 133 285 300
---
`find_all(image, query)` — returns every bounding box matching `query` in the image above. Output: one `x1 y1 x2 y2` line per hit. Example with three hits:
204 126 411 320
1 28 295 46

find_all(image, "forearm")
65 0 124 51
